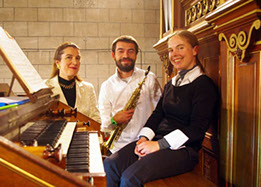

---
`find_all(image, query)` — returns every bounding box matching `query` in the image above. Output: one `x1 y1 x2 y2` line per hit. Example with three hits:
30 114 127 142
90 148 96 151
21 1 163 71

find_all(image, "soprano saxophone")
103 66 151 150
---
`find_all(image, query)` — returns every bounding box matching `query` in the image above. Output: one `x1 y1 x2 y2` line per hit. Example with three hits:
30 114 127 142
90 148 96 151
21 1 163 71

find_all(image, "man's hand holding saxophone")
112 109 135 125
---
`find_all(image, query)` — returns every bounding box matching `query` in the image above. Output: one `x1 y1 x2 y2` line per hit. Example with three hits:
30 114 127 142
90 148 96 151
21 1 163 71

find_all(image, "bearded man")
98 35 162 154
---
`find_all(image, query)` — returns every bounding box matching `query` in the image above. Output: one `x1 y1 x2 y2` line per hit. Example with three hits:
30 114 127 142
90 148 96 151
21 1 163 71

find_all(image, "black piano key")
66 131 90 173
67 157 89 163
66 166 89 173
20 120 67 146
66 153 89 158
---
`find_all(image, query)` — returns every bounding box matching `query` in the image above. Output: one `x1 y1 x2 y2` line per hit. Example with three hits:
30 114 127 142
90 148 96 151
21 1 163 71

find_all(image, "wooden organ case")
0 28 105 186
153 0 261 186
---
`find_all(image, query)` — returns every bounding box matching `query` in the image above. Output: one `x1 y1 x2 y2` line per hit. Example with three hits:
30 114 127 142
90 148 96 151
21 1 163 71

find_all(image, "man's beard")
115 58 135 72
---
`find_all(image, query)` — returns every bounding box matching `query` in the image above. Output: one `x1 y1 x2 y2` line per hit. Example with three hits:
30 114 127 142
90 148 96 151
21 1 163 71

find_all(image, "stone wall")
0 0 162 96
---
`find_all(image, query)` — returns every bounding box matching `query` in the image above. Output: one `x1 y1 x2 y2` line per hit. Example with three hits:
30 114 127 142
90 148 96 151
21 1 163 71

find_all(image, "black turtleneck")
58 76 76 108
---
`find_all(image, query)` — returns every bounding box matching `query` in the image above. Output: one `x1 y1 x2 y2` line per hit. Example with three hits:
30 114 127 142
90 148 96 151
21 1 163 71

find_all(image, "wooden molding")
218 19 261 62
185 0 221 26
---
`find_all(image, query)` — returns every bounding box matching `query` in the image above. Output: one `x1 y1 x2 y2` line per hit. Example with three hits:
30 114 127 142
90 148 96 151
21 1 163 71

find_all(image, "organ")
0 27 105 186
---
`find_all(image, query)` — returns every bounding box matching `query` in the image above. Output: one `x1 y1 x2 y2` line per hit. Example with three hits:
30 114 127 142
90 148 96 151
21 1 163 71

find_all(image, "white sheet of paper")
0 27 48 93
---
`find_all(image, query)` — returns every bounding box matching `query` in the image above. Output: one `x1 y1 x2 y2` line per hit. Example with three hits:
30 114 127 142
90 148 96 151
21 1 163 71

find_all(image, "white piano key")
89 132 105 176
55 122 76 155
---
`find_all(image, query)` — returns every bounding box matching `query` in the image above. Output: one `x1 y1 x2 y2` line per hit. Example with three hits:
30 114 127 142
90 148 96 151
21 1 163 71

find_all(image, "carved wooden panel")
233 53 259 186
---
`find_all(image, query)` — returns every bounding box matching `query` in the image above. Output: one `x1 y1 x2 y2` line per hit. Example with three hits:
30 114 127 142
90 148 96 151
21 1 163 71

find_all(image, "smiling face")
168 35 198 71
112 41 137 73
56 47 81 80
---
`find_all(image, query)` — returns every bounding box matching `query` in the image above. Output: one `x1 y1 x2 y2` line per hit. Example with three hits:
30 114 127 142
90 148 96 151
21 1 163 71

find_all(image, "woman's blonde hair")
168 30 205 72
50 42 81 81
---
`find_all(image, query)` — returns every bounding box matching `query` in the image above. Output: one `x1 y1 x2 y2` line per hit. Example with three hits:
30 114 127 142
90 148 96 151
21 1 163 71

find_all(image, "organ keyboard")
20 120 105 177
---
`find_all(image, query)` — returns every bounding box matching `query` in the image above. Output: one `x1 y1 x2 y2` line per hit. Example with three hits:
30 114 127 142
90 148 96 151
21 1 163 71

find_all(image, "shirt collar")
115 67 137 81
172 66 203 86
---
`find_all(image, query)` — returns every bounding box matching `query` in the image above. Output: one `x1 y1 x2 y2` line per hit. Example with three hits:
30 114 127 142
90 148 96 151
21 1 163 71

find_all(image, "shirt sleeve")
148 73 162 109
98 82 113 132
164 129 189 150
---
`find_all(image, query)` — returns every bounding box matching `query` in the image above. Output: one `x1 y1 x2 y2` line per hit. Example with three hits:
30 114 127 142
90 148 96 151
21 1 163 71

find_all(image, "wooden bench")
145 170 216 187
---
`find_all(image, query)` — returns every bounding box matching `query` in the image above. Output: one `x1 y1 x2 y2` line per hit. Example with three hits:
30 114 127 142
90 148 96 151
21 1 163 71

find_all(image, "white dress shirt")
99 67 162 153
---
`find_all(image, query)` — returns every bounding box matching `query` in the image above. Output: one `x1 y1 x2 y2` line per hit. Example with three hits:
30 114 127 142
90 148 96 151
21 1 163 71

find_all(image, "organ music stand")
0 27 52 102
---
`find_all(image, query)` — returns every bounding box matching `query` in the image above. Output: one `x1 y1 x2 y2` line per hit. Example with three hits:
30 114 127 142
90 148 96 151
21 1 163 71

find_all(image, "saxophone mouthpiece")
145 66 150 76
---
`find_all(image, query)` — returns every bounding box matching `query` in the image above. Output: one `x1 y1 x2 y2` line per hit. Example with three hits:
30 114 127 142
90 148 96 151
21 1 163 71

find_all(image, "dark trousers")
103 141 199 187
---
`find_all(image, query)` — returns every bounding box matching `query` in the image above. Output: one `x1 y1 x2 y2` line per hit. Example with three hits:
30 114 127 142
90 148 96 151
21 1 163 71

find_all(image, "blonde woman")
45 42 100 123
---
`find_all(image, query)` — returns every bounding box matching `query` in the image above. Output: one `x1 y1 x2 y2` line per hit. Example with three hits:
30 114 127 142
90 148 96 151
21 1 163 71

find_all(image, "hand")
134 137 148 157
113 109 135 125
135 139 160 157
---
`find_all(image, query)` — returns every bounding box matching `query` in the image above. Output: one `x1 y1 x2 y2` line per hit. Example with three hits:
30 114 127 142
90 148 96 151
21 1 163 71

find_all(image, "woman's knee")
121 171 142 187
104 156 115 171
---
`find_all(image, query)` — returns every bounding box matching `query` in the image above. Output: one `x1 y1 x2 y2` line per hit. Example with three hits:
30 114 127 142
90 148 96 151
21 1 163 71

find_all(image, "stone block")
108 64 116 76
144 10 156 23
98 0 120 8
110 9 131 22
63 8 85 22
83 77 99 96
144 0 160 9
4 22 28 36
144 23 160 37
63 37 86 49
86 37 109 49
11 80 25 94
156 9 160 23
28 0 50 7
38 8 63 21
144 51 160 64
49 0 73 7
4 0 27 7
15 8 37 21
132 10 144 23
74 0 98 8
0 55 5 64
15 37 38 49
39 37 63 49
98 51 113 65
121 23 144 37
74 23 98 37
28 22 49 36
120 0 143 9
98 23 120 37
27 51 50 65
50 22 74 36
80 50 98 65
141 37 159 51
86 9 109 23
86 64 109 78
0 8 13 21
156 63 162 77
0 65 12 78
78 64 86 78
38 64 52 79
